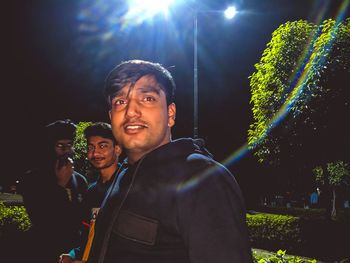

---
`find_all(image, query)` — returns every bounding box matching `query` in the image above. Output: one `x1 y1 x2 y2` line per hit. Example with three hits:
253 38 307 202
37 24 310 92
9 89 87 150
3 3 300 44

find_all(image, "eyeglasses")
55 143 73 149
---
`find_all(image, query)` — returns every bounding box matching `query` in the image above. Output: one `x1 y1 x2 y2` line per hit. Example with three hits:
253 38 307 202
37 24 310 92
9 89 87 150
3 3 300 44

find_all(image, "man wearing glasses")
21 119 88 262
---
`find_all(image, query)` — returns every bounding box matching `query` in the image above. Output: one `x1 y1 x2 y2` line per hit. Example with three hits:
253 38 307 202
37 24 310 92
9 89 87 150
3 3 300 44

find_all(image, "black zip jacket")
21 169 88 262
88 138 252 263
69 168 120 260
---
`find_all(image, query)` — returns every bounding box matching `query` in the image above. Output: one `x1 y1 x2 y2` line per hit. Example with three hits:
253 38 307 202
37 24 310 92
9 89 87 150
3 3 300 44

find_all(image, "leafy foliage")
0 202 31 237
314 160 350 188
246 213 302 251
312 166 324 185
327 161 350 186
73 121 99 183
248 18 350 167
74 121 92 161
252 249 317 263
313 160 350 219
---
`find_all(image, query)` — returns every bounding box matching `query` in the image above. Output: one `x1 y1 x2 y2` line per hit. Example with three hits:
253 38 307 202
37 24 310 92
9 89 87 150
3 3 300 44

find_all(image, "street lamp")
193 6 237 138
224 6 237 19
126 1 237 138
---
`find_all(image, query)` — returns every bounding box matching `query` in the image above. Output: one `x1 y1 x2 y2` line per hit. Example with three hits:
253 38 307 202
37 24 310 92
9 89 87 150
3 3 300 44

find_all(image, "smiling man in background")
59 122 122 263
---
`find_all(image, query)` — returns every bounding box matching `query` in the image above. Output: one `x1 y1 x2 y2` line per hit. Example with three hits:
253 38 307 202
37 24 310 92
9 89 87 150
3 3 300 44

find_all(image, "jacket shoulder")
73 171 88 184
185 152 228 173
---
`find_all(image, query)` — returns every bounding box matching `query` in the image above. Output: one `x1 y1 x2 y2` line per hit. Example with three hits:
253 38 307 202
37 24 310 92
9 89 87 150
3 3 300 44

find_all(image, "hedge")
252 249 317 263
0 202 31 238
246 213 302 251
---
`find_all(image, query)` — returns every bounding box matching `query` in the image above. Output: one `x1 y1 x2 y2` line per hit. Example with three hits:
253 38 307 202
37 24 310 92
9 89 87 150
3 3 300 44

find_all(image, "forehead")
118 75 164 96
56 139 73 143
88 135 113 144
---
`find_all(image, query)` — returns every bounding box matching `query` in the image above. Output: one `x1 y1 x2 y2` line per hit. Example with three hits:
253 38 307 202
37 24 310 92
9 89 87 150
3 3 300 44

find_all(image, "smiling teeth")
127 125 141 129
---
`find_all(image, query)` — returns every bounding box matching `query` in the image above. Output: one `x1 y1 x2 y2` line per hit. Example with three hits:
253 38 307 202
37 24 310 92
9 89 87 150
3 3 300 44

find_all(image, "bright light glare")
224 6 237 19
128 0 174 18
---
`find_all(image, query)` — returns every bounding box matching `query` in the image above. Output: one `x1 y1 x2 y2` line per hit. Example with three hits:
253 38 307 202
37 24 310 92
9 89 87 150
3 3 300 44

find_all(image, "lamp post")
193 6 237 138
193 15 199 138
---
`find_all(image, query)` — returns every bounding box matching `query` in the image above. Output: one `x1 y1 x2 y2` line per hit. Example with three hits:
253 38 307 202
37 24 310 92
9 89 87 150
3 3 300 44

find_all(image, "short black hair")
104 60 176 109
45 119 76 144
84 122 117 145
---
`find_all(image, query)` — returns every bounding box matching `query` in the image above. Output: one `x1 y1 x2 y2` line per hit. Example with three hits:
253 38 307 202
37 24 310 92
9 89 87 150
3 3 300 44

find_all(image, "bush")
247 213 302 251
253 250 317 263
0 202 31 238
251 206 327 220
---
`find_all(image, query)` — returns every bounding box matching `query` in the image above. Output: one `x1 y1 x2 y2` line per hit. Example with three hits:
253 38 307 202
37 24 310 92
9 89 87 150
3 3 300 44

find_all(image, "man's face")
54 139 74 159
109 75 176 161
87 136 121 169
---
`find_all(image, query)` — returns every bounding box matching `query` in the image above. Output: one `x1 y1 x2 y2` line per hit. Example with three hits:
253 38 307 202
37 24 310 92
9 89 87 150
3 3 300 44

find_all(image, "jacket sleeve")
177 158 252 263
74 186 95 260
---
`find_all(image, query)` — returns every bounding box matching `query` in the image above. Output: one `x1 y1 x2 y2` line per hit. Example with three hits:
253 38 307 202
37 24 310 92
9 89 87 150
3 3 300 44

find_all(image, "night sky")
4 0 349 204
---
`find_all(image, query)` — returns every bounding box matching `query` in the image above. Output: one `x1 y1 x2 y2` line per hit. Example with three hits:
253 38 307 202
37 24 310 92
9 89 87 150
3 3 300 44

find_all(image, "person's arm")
58 253 83 263
177 162 252 263
58 253 73 263
58 200 90 262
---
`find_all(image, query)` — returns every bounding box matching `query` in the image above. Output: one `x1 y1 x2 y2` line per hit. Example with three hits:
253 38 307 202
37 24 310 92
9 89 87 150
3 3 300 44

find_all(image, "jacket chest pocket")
113 210 158 246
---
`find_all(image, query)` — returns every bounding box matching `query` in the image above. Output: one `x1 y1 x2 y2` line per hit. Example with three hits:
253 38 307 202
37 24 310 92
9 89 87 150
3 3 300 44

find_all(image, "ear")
109 110 112 121
115 144 122 157
167 103 176 127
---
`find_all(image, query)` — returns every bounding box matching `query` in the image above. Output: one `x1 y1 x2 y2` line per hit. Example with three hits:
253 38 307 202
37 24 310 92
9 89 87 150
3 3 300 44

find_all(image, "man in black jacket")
88 60 252 263
59 122 123 263
21 119 88 262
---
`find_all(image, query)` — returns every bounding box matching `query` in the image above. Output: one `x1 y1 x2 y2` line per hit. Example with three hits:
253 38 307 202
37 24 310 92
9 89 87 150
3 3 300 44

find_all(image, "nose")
125 98 141 119
92 148 102 157
62 146 72 154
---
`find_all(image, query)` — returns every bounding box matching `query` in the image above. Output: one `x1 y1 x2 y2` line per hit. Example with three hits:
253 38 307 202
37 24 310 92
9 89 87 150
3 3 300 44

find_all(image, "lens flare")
221 0 350 170
174 0 349 192
224 6 237 19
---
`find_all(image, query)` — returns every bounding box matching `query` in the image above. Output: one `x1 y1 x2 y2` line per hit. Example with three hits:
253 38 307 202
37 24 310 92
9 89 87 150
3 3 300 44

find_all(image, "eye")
143 96 155 102
87 145 94 151
100 143 108 149
56 143 64 148
113 98 127 106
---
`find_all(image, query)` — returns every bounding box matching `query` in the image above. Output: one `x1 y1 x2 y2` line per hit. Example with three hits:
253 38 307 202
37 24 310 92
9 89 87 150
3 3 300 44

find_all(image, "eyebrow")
87 140 110 146
98 140 110 145
113 85 161 98
137 85 161 95
56 141 73 144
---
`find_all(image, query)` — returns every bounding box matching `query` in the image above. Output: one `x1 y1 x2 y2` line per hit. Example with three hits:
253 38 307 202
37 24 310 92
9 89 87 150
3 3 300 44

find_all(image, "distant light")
128 0 175 18
224 6 237 19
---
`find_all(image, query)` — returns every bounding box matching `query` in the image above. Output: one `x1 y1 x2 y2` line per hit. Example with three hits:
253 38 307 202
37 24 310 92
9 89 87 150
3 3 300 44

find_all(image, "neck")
100 163 118 183
127 139 172 165
127 152 145 165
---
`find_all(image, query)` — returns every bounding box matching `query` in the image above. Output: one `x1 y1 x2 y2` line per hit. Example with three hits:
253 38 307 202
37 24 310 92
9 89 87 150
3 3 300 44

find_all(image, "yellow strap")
82 219 95 262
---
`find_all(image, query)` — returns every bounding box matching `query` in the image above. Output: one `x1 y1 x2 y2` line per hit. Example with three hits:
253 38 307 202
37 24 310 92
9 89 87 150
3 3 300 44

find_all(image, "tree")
248 18 350 191
313 161 350 219
73 121 99 184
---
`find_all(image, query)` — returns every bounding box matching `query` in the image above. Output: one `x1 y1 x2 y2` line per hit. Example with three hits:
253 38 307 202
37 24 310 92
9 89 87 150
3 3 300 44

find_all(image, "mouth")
124 123 148 134
92 158 104 163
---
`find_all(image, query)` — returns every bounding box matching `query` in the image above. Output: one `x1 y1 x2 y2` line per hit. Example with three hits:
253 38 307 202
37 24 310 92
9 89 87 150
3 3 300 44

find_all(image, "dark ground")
2 194 349 262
